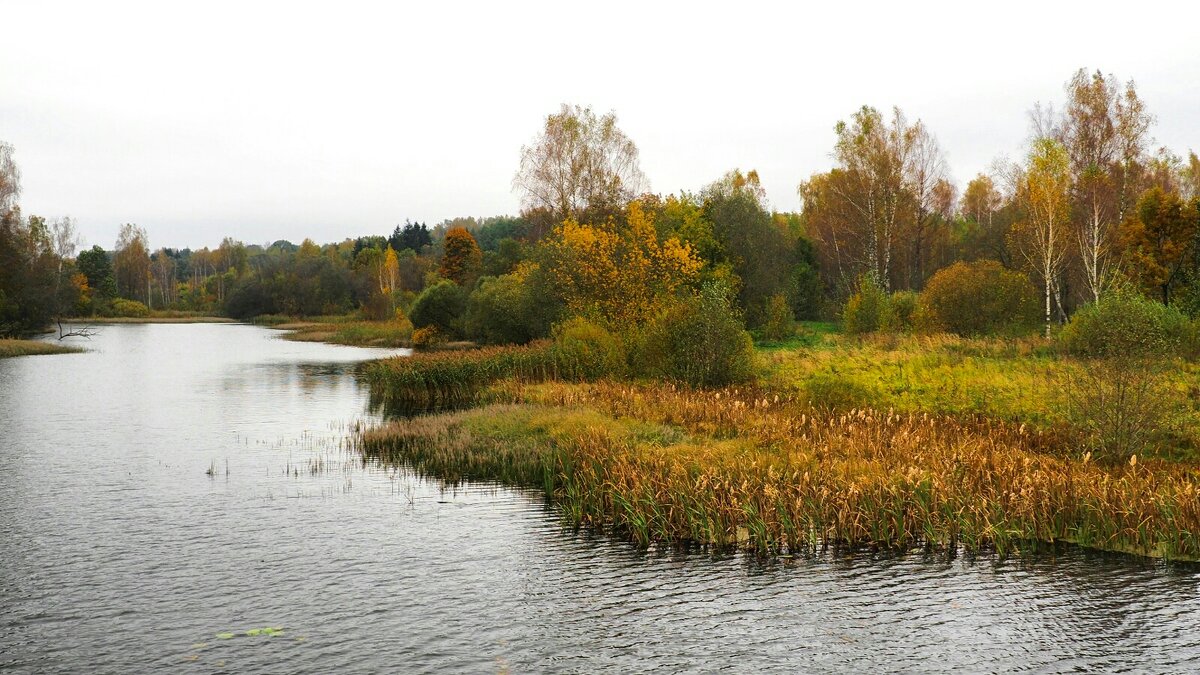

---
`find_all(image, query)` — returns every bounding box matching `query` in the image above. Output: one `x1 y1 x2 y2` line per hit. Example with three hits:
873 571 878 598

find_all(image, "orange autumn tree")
439 227 482 286
542 200 701 325
1117 188 1199 305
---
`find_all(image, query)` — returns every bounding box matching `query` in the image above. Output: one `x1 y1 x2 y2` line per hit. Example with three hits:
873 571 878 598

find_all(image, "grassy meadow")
357 324 1200 561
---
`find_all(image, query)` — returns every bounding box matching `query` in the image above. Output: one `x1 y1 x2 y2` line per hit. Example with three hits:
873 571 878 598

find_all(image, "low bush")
842 276 891 335
634 282 756 387
888 291 919 333
918 261 1040 336
551 317 625 381
760 293 796 342
411 326 446 349
1059 290 1192 359
1058 291 1196 463
110 298 149 318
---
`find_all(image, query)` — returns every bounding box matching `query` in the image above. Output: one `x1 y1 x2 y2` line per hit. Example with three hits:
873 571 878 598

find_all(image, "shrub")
888 291 919 333
463 272 549 345
760 293 796 342
1059 290 1194 462
1059 290 1191 359
634 282 756 387
918 261 1039 336
787 260 824 321
110 298 149 318
551 317 625 381
409 280 468 337
842 276 891 335
411 326 446 349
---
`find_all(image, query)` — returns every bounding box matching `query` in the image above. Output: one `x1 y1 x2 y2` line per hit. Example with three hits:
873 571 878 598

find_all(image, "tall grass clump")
361 341 557 414
0 338 83 358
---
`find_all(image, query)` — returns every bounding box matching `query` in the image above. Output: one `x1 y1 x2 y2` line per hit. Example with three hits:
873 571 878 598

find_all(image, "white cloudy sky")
3 0 1198 249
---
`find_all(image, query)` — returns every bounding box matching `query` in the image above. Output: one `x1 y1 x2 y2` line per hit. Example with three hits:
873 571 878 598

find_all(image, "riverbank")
86 315 234 324
0 339 84 358
357 331 1200 561
360 382 1200 560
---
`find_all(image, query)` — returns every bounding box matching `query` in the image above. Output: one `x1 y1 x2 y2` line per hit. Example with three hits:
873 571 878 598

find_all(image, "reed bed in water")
0 339 83 358
359 342 557 413
359 382 1200 560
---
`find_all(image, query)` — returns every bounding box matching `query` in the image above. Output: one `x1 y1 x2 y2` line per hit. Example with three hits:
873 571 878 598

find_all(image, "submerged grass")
0 339 84 358
360 384 1200 560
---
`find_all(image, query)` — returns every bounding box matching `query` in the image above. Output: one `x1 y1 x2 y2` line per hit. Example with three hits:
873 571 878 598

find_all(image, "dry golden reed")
360 380 1200 560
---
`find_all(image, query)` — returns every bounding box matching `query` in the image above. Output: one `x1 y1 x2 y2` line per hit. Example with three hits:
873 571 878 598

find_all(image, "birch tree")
1010 138 1072 338
1063 69 1120 303
114 223 150 304
829 106 913 290
0 142 18 214
1061 70 1153 303
514 104 646 226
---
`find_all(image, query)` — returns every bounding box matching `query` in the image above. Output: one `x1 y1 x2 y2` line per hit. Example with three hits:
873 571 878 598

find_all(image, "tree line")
2 68 1198 344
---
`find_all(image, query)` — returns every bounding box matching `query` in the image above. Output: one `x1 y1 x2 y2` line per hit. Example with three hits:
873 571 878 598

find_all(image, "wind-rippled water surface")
1 323 1198 673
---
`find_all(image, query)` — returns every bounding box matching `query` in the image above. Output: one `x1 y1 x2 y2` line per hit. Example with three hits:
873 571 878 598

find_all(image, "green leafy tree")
410 279 468 337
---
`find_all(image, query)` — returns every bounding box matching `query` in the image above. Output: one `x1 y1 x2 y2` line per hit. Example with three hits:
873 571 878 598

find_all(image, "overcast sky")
3 1 1198 250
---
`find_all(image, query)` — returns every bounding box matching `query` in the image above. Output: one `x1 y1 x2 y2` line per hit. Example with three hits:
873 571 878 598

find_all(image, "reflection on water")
0 323 1198 672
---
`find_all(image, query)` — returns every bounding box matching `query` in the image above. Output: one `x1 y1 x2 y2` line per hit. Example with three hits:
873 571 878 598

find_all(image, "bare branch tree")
514 104 647 227
0 141 19 214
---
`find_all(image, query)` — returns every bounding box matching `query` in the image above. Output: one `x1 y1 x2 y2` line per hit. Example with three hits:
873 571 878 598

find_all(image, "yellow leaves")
382 246 400 294
544 200 701 324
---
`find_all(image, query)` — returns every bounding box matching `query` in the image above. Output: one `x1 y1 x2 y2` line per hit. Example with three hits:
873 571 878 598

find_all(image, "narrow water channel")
1 323 1197 672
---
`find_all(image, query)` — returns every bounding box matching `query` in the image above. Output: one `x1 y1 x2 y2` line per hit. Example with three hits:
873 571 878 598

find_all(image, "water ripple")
1 324 1199 672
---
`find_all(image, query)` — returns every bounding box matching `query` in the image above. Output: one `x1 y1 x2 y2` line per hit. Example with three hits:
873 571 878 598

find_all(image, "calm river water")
1 323 1199 673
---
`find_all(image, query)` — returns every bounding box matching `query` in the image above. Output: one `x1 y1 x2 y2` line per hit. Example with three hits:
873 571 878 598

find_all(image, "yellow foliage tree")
543 200 701 324
382 246 400 295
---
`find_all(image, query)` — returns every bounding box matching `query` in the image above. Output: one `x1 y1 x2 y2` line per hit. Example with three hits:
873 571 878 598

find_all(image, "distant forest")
2 68 1198 342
